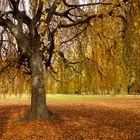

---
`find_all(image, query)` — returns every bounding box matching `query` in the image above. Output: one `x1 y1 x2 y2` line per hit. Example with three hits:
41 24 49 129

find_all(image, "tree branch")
60 24 88 45
58 14 103 28
0 17 18 37
32 0 43 25
46 0 61 25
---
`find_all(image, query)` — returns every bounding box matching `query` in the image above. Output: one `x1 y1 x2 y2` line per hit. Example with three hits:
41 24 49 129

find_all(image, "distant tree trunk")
127 83 134 95
1 87 8 98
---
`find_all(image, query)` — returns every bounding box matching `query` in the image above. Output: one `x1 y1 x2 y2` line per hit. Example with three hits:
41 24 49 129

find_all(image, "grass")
46 94 115 102
0 94 139 104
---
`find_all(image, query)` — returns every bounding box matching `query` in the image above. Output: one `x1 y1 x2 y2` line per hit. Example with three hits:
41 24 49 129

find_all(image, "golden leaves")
39 46 43 51
134 22 138 27
0 97 140 140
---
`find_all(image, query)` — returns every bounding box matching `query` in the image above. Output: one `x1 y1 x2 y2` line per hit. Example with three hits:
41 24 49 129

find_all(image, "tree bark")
29 51 48 119
26 41 59 121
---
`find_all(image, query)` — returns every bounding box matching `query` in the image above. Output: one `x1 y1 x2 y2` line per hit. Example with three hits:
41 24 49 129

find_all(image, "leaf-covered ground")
0 96 140 140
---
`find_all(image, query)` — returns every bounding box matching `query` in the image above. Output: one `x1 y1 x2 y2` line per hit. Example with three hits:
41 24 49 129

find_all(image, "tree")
0 0 130 120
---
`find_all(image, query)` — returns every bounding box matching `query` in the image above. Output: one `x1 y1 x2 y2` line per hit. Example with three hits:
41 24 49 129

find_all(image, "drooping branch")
0 57 18 75
58 14 104 28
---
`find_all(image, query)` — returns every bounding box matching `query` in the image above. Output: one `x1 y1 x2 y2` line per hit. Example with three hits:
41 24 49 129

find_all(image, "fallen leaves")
0 98 140 140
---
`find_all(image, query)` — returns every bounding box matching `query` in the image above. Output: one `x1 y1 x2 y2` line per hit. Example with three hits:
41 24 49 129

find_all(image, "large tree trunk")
16 33 60 121
14 26 60 121
30 51 47 119
27 49 59 120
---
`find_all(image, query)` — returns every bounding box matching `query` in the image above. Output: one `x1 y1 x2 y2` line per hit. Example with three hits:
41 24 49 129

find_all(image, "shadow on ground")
0 105 28 139
0 105 10 139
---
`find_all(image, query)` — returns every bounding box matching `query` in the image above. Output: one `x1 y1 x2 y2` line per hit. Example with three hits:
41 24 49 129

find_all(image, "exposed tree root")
17 110 63 122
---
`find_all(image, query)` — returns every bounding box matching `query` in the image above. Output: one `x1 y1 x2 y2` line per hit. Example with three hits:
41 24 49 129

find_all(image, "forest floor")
0 95 140 140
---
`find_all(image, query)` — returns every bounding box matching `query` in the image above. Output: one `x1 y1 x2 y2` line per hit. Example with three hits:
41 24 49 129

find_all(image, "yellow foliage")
39 46 43 51
43 51 47 56
134 22 138 27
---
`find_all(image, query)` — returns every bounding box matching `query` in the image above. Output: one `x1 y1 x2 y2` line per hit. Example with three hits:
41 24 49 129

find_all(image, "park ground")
0 95 140 140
